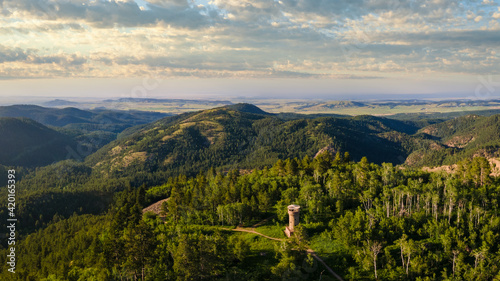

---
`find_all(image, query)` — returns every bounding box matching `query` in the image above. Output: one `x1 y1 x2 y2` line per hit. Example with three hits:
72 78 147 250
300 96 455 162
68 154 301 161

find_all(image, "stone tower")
285 205 300 237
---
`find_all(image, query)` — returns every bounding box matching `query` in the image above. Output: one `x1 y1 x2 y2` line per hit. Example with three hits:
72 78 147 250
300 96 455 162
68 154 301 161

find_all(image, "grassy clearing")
309 232 352 278
230 232 280 280
236 231 281 252
255 223 287 239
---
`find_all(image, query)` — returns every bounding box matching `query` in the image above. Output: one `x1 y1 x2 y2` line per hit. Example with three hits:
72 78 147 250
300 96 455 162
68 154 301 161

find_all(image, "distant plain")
22 97 500 117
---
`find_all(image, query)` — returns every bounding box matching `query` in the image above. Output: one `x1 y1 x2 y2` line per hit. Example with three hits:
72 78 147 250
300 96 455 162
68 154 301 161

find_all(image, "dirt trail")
232 227 284 241
231 218 344 281
144 202 343 280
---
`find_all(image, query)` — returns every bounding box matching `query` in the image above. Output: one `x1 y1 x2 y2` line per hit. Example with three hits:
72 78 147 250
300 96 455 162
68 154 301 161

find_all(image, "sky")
1 0 500 99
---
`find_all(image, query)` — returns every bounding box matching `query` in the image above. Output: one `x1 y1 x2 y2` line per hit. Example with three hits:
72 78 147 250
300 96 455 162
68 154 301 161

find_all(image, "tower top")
288 205 300 212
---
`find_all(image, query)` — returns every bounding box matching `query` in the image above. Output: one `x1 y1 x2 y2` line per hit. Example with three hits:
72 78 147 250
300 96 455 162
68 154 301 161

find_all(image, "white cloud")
1 0 217 29
493 7 500 19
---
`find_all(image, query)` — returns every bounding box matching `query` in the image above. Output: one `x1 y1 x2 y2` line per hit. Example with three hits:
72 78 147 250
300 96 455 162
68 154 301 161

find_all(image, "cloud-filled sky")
1 0 499 98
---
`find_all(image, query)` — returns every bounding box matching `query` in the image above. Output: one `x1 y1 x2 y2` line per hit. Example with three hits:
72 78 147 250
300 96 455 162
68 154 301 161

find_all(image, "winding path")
144 200 343 280
232 226 284 241
229 225 344 281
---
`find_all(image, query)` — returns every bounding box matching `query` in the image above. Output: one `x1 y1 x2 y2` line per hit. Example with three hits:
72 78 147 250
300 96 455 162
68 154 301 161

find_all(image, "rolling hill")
0 118 78 167
406 114 500 166
0 105 170 164
86 103 500 182
4 102 500 172
85 104 423 183
0 104 169 130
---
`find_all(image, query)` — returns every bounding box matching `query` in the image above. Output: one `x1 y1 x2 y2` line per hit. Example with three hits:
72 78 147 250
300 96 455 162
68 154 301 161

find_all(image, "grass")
229 231 281 280
309 231 353 278
309 232 343 255
213 218 346 281
236 232 281 252
255 223 287 239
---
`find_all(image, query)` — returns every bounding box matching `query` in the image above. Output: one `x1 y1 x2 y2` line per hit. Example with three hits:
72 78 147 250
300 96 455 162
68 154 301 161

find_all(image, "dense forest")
0 118 77 167
1 152 500 280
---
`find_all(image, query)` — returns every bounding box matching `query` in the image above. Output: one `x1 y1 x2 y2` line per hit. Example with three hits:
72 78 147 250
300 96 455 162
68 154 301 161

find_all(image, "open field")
41 97 500 117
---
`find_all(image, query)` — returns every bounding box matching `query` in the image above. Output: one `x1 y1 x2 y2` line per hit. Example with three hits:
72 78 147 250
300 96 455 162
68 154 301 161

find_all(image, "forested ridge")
0 105 168 129
86 104 500 183
0 105 169 166
85 104 422 184
0 118 77 167
406 114 500 167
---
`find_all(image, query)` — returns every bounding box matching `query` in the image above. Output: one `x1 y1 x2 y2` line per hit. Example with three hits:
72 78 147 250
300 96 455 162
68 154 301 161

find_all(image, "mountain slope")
86 104 421 182
0 105 170 164
225 103 272 115
0 105 169 130
0 118 78 167
406 114 500 166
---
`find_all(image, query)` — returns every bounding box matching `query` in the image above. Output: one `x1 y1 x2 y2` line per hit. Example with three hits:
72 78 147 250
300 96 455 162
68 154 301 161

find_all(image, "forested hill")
5 103 500 172
5 102 500 179
85 103 422 183
406 114 500 166
0 118 77 166
0 104 168 131
0 105 170 167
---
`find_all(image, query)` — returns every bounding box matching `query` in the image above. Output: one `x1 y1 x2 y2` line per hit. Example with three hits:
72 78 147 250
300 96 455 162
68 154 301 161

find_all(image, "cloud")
2 0 217 29
27 53 87 66
0 45 30 63
0 44 87 75
493 7 500 19
0 22 83 35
